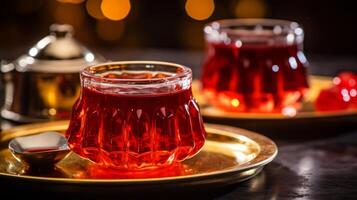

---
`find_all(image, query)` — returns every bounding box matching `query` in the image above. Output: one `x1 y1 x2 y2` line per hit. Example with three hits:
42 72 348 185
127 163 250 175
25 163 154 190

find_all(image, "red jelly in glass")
201 19 309 113
66 61 206 170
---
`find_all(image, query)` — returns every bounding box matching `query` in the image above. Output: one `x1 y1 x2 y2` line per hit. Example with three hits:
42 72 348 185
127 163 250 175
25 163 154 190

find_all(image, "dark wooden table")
1 49 357 199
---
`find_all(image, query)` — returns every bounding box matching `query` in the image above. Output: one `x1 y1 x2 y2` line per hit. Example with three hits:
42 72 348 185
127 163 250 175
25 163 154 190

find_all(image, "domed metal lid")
14 24 105 73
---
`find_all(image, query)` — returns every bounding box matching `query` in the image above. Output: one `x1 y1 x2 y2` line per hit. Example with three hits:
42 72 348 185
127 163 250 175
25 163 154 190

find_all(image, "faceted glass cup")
201 19 309 113
66 61 206 170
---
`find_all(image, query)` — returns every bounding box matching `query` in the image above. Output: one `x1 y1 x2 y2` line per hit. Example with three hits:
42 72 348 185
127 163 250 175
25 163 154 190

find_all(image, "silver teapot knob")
49 24 74 38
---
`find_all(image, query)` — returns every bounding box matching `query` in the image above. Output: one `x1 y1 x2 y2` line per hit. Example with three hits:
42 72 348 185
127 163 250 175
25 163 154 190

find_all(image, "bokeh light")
86 0 105 19
56 0 85 4
96 20 125 41
101 0 131 21
234 0 267 18
53 2 86 28
185 0 215 21
231 98 240 107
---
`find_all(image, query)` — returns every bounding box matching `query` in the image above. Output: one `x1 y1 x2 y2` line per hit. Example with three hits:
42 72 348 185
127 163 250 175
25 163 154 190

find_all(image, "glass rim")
81 61 192 85
205 18 301 32
204 18 304 45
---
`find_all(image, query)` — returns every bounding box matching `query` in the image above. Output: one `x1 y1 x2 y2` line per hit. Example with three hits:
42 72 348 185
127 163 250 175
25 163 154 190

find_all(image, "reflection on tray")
0 122 275 184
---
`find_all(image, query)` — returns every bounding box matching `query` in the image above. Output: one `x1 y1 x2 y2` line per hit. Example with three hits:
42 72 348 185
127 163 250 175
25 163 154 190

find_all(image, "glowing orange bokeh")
101 0 131 21
185 0 215 21
53 2 85 27
234 0 267 18
86 0 105 19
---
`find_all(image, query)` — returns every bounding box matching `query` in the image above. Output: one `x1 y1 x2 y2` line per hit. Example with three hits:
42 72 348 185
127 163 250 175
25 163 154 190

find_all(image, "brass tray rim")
0 121 277 183
196 75 357 120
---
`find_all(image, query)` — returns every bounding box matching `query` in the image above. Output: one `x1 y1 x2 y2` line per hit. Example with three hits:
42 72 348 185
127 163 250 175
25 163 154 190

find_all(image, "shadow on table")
217 162 308 200
0 162 304 200
0 181 232 200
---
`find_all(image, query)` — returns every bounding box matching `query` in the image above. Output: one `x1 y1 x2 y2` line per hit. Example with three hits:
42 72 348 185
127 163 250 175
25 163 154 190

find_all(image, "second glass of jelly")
201 19 309 113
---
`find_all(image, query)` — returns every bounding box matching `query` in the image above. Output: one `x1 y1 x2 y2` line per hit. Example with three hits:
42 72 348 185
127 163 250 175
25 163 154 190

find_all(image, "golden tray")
193 75 357 136
0 121 277 193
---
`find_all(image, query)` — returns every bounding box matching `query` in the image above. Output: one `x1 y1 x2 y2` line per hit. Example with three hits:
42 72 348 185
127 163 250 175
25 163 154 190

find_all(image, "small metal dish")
8 131 70 166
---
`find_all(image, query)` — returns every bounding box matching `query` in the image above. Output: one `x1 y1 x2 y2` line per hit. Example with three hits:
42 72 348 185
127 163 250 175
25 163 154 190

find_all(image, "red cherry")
333 72 357 89
315 87 350 111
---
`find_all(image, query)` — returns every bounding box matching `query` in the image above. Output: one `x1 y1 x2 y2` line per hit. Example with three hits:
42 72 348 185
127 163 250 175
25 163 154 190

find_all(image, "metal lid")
14 24 105 73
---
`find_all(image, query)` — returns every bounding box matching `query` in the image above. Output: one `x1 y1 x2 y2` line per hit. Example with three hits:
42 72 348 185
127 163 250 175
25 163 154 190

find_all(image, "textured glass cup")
66 61 206 170
201 19 309 113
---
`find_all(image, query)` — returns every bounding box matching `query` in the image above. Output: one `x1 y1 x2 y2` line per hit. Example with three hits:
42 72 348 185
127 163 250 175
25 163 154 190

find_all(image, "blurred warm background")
0 0 357 71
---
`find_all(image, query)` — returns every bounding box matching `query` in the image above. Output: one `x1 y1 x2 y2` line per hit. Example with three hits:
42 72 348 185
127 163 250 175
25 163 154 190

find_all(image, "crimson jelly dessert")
316 71 357 111
201 19 309 113
66 61 206 170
